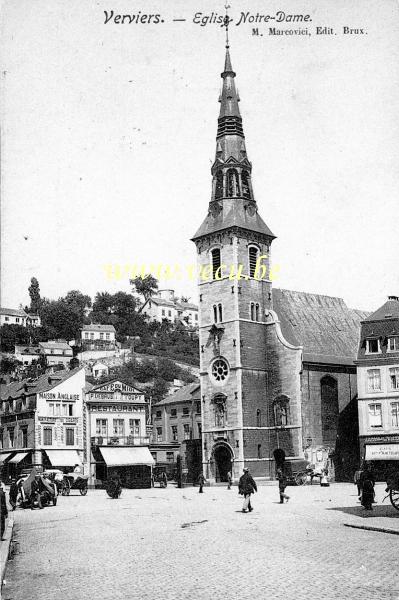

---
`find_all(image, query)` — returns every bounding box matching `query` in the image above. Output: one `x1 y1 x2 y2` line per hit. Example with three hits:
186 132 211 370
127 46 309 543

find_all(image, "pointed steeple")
191 20 275 243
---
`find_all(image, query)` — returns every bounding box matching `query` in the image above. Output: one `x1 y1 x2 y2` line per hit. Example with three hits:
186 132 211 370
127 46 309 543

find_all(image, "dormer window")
366 338 380 354
388 337 399 352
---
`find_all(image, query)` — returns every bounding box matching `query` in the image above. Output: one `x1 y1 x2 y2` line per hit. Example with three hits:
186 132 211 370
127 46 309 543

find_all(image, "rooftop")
273 288 369 365
364 296 399 322
0 308 27 317
0 367 84 401
82 324 116 332
156 383 200 406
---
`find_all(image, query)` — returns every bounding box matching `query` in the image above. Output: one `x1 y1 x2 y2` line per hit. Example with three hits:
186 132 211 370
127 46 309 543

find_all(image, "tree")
69 357 80 369
28 277 41 313
0 355 20 374
64 290 92 318
40 299 83 341
0 324 30 352
130 275 158 303
148 377 169 403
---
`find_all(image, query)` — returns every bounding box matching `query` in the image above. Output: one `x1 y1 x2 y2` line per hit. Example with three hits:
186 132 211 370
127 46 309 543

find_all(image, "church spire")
191 13 275 242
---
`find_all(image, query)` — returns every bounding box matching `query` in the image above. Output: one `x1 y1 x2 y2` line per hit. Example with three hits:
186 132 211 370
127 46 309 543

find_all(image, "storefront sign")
38 392 80 401
93 381 139 394
365 444 399 461
89 404 142 413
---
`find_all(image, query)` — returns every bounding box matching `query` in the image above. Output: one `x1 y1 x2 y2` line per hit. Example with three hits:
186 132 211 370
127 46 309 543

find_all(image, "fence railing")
91 435 150 447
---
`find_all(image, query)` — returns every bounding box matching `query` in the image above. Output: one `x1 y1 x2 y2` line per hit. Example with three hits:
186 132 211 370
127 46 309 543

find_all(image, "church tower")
192 33 285 482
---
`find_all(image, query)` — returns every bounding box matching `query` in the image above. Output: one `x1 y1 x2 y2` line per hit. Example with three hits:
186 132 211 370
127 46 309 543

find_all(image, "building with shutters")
356 296 399 479
0 368 86 479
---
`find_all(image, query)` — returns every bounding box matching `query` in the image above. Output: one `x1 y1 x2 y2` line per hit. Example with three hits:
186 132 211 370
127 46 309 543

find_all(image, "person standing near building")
238 468 257 512
0 486 8 540
9 479 19 511
276 469 290 504
227 471 232 490
198 473 206 493
354 465 363 499
360 466 375 511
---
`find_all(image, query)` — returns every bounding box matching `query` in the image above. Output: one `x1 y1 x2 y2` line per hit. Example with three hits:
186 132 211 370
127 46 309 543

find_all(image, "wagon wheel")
79 485 88 496
390 489 399 511
295 472 307 486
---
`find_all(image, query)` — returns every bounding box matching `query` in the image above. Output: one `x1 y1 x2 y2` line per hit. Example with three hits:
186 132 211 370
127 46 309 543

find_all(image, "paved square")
2 482 399 600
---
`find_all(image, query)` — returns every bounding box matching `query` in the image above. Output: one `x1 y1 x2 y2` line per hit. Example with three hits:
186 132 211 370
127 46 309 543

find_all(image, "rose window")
211 358 229 382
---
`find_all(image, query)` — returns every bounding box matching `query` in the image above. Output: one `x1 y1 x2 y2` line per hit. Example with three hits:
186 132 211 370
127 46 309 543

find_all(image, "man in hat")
0 485 8 540
238 467 257 512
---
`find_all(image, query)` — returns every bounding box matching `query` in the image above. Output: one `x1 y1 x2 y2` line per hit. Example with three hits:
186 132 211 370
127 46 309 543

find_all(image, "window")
156 427 162 442
8 428 15 447
198 423 202 437
21 428 28 448
90 333 94 339
15 318 20 323
195 401 201 414
213 305 217 323
113 419 124 436
241 170 251 199
156 410 162 419
211 358 229 383
129 419 140 436
215 170 223 199
66 428 74 446
5 316 9 321
55 403 61 416
389 367 399 390
43 428 52 446
218 303 223 322
170 408 177 418
195 314 198 321
183 407 189 416
211 248 221 280
85 332 89 339
366 339 380 354
171 426 178 441
100 333 104 340
106 333 110 340
62 404 68 416
256 409 262 427
68 405 73 416
168 310 172 317
166 451 174 463
257 444 262 459
255 303 260 321
368 403 382 427
49 403 54 416
391 402 399 427
226 168 239 197
161 309 165 316
388 337 399 352
250 302 255 321
96 419 108 436
183 424 190 440
248 246 258 278
367 369 381 392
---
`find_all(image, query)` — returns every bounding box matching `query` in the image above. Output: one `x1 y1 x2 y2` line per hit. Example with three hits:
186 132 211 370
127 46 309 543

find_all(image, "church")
192 38 367 483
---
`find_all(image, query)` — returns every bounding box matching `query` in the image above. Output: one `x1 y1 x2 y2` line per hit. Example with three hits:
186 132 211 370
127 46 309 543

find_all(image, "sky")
1 0 398 312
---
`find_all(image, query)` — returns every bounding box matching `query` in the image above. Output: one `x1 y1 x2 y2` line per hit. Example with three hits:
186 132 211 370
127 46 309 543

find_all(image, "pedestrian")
0 486 8 540
30 474 43 510
360 466 375 511
238 467 257 512
276 468 290 503
227 471 232 490
9 478 19 511
354 465 363 498
161 471 168 488
198 473 206 493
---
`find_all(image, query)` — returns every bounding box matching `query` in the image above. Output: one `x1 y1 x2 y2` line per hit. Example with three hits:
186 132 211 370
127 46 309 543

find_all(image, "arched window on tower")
226 169 239 197
211 248 221 280
273 395 290 427
215 171 223 199
250 303 255 321
248 246 259 278
213 305 218 324
218 303 223 322
256 409 262 427
255 303 260 321
241 170 251 199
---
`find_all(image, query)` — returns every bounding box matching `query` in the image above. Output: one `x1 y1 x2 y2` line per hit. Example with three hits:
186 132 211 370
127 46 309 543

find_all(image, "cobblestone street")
2 483 399 600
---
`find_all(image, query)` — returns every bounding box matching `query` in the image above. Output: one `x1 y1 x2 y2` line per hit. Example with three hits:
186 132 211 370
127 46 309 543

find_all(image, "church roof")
272 288 369 365
192 201 275 240
364 296 399 321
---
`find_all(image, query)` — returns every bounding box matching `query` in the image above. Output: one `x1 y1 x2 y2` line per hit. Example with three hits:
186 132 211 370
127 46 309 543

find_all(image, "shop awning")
99 447 155 467
46 450 81 467
8 452 30 464
365 444 399 461
0 453 13 464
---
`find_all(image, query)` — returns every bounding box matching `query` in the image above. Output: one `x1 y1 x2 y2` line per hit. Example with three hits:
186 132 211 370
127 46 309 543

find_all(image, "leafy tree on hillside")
0 324 30 352
130 275 158 303
40 298 83 341
28 277 41 314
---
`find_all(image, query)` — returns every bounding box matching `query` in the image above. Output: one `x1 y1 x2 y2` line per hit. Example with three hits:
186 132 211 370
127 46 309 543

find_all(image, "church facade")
192 43 367 483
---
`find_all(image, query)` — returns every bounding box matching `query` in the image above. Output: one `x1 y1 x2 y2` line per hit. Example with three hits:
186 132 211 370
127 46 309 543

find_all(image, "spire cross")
223 5 231 49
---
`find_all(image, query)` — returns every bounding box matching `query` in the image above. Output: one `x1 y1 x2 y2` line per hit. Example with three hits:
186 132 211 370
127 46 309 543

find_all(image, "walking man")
276 468 290 504
227 471 232 490
238 467 257 512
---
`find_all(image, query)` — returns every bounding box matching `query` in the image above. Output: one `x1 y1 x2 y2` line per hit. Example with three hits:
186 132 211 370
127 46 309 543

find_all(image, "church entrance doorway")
212 443 233 482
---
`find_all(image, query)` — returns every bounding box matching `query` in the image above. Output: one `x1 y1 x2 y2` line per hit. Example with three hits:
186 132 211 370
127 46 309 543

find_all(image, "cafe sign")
365 444 399 461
